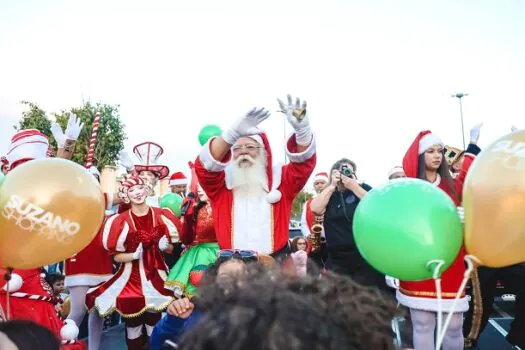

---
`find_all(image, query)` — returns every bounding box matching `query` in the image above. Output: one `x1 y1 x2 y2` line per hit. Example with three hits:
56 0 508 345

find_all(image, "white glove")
457 206 464 224
277 94 312 145
50 122 67 148
64 113 84 140
158 236 169 251
385 276 399 289
221 107 271 145
132 243 143 260
469 123 483 144
119 151 135 172
511 125 519 132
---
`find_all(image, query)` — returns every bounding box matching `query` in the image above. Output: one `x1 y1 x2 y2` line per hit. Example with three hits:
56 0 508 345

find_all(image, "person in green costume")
165 186 219 299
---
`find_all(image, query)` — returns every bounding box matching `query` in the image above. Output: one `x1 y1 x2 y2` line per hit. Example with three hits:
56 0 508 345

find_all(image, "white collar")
432 174 441 186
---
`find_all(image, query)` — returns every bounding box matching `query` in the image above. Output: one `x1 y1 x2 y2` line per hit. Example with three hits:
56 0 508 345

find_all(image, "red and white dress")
85 207 181 317
64 193 114 288
195 133 316 254
398 130 479 312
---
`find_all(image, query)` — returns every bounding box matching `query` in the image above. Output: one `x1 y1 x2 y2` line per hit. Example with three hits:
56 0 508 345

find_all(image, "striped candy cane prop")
85 112 101 168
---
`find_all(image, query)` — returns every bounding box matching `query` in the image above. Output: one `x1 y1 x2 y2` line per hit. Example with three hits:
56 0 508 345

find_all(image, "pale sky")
1 0 524 189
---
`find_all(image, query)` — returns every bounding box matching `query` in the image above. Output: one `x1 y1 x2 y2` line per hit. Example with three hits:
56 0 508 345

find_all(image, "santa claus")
195 95 316 258
300 172 329 267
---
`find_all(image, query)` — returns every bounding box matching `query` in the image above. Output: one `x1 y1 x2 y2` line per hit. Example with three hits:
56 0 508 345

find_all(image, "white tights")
410 309 464 350
67 286 104 350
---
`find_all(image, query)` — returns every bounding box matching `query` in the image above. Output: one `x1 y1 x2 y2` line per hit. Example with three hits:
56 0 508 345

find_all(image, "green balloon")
160 193 183 217
353 178 463 281
198 125 222 146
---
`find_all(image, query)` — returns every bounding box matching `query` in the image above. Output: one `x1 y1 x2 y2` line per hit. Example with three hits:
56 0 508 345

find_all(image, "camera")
340 164 353 178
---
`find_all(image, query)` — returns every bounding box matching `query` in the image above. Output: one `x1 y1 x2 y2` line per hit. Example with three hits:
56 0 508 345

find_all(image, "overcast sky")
1 0 524 189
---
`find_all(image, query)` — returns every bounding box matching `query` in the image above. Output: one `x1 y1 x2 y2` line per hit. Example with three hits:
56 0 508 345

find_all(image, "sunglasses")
217 249 258 263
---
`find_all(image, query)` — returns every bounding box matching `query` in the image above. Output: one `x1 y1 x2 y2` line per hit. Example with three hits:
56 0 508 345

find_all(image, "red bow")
140 239 166 281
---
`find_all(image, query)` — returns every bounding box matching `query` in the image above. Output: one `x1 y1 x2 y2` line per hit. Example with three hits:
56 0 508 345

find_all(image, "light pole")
451 93 468 149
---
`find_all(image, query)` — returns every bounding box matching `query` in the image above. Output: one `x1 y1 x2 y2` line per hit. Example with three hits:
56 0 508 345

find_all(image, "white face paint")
128 185 149 205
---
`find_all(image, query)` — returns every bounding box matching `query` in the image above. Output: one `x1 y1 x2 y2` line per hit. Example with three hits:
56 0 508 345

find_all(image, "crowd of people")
0 94 524 350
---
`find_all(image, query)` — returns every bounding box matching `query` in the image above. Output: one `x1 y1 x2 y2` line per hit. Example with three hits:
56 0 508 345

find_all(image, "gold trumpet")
309 215 324 252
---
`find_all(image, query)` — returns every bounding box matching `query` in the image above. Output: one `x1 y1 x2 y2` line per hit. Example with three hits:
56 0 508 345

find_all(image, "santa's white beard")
228 152 267 198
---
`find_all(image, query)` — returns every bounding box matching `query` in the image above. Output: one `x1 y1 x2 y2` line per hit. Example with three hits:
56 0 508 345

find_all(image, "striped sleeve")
102 214 129 255
160 208 182 244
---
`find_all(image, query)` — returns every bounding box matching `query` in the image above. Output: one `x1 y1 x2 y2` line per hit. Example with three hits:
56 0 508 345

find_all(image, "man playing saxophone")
300 172 329 268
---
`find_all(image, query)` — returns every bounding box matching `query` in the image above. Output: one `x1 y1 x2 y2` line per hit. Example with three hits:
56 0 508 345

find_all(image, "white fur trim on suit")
161 214 179 243
286 134 316 163
102 215 119 251
199 137 229 172
396 290 469 313
169 179 187 186
65 274 112 288
418 133 444 155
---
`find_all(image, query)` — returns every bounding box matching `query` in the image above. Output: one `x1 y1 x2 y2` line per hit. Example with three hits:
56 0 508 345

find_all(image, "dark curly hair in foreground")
0 320 60 350
178 262 398 350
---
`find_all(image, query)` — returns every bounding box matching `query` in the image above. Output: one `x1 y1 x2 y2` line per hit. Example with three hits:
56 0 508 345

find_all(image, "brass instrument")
309 215 324 252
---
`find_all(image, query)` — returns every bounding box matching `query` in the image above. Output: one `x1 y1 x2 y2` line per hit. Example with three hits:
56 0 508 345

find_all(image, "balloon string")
428 259 445 349
4 268 12 320
435 255 478 349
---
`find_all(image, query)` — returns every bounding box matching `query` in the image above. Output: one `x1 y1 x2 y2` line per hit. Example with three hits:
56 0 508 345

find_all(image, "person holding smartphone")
310 158 386 291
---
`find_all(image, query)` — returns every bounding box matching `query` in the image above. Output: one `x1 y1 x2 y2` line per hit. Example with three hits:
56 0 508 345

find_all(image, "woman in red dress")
399 126 481 350
85 176 181 349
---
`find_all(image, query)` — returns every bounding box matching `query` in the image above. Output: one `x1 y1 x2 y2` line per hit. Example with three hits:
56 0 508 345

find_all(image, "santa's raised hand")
277 94 313 146
221 107 270 145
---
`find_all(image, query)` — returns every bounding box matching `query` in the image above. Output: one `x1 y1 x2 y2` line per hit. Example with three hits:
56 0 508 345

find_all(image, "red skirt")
398 247 469 312
64 229 113 288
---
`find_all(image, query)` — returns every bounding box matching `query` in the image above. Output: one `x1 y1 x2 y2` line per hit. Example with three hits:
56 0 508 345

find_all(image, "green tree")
54 101 127 169
291 190 313 220
15 101 53 136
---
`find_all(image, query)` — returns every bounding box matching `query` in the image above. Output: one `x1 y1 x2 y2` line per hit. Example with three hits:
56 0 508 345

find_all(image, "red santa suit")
195 133 316 254
64 192 114 288
0 129 84 349
397 130 478 312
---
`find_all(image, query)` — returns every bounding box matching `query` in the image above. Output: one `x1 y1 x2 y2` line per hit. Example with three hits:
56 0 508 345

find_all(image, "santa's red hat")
133 141 170 179
403 131 444 178
7 129 49 170
169 172 188 186
313 172 329 183
246 133 282 203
